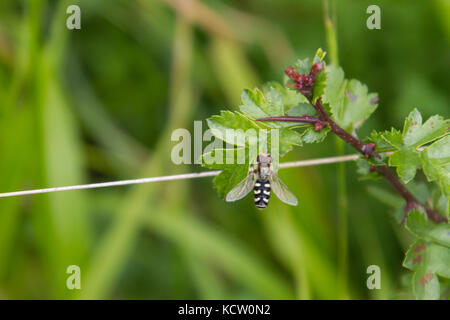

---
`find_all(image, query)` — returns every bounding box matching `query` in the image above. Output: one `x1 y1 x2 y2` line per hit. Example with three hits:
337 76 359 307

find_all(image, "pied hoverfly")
225 153 298 209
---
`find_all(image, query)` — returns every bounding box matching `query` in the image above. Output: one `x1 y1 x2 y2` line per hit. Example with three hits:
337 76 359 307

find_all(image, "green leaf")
261 81 308 112
412 267 440 300
240 86 284 117
265 87 284 116
382 128 404 148
341 80 378 131
213 165 249 199
284 103 319 129
291 48 327 104
366 130 395 153
323 65 378 132
205 108 303 174
403 239 450 299
312 48 326 64
239 86 307 128
201 148 250 199
382 127 423 182
239 89 268 120
204 99 304 198
322 64 345 113
207 111 265 146
294 57 311 75
279 129 303 155
356 159 380 181
388 147 421 184
201 147 249 169
403 109 448 148
312 65 326 104
301 126 330 144
210 91 305 157
405 210 450 247
420 135 450 200
382 110 448 183
287 103 317 117
408 182 431 204
432 191 449 218
290 49 326 77
403 209 450 300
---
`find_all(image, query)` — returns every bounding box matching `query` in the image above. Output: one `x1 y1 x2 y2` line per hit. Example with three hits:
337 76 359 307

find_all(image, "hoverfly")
225 153 298 209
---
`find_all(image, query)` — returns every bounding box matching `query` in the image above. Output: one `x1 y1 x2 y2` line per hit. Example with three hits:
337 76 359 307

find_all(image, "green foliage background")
0 0 449 299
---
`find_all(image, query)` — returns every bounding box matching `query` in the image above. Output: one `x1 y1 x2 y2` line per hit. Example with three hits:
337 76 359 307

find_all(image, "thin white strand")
278 154 359 169
0 154 360 198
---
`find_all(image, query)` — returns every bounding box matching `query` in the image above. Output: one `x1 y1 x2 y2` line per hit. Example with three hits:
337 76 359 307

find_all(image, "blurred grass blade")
31 0 91 297
324 0 349 299
209 38 259 106
67 60 149 175
0 109 32 284
81 15 194 299
146 209 294 299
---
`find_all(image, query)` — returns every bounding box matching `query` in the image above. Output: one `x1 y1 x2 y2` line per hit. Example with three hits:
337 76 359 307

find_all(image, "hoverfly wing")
225 172 255 202
269 173 298 206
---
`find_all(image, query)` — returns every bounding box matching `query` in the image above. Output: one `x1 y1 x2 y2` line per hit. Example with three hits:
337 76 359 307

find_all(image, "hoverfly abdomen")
254 179 271 209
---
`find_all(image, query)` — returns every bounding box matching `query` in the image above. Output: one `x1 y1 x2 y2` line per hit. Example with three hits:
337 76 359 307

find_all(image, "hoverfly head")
257 153 272 165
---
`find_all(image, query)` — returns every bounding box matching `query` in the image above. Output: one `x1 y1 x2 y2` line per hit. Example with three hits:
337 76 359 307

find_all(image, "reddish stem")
375 166 447 224
256 64 447 224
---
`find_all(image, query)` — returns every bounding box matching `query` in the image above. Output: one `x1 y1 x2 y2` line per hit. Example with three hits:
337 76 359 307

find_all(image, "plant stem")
373 166 446 224
324 0 348 299
312 99 446 224
257 99 448 224
323 0 339 66
335 138 349 298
